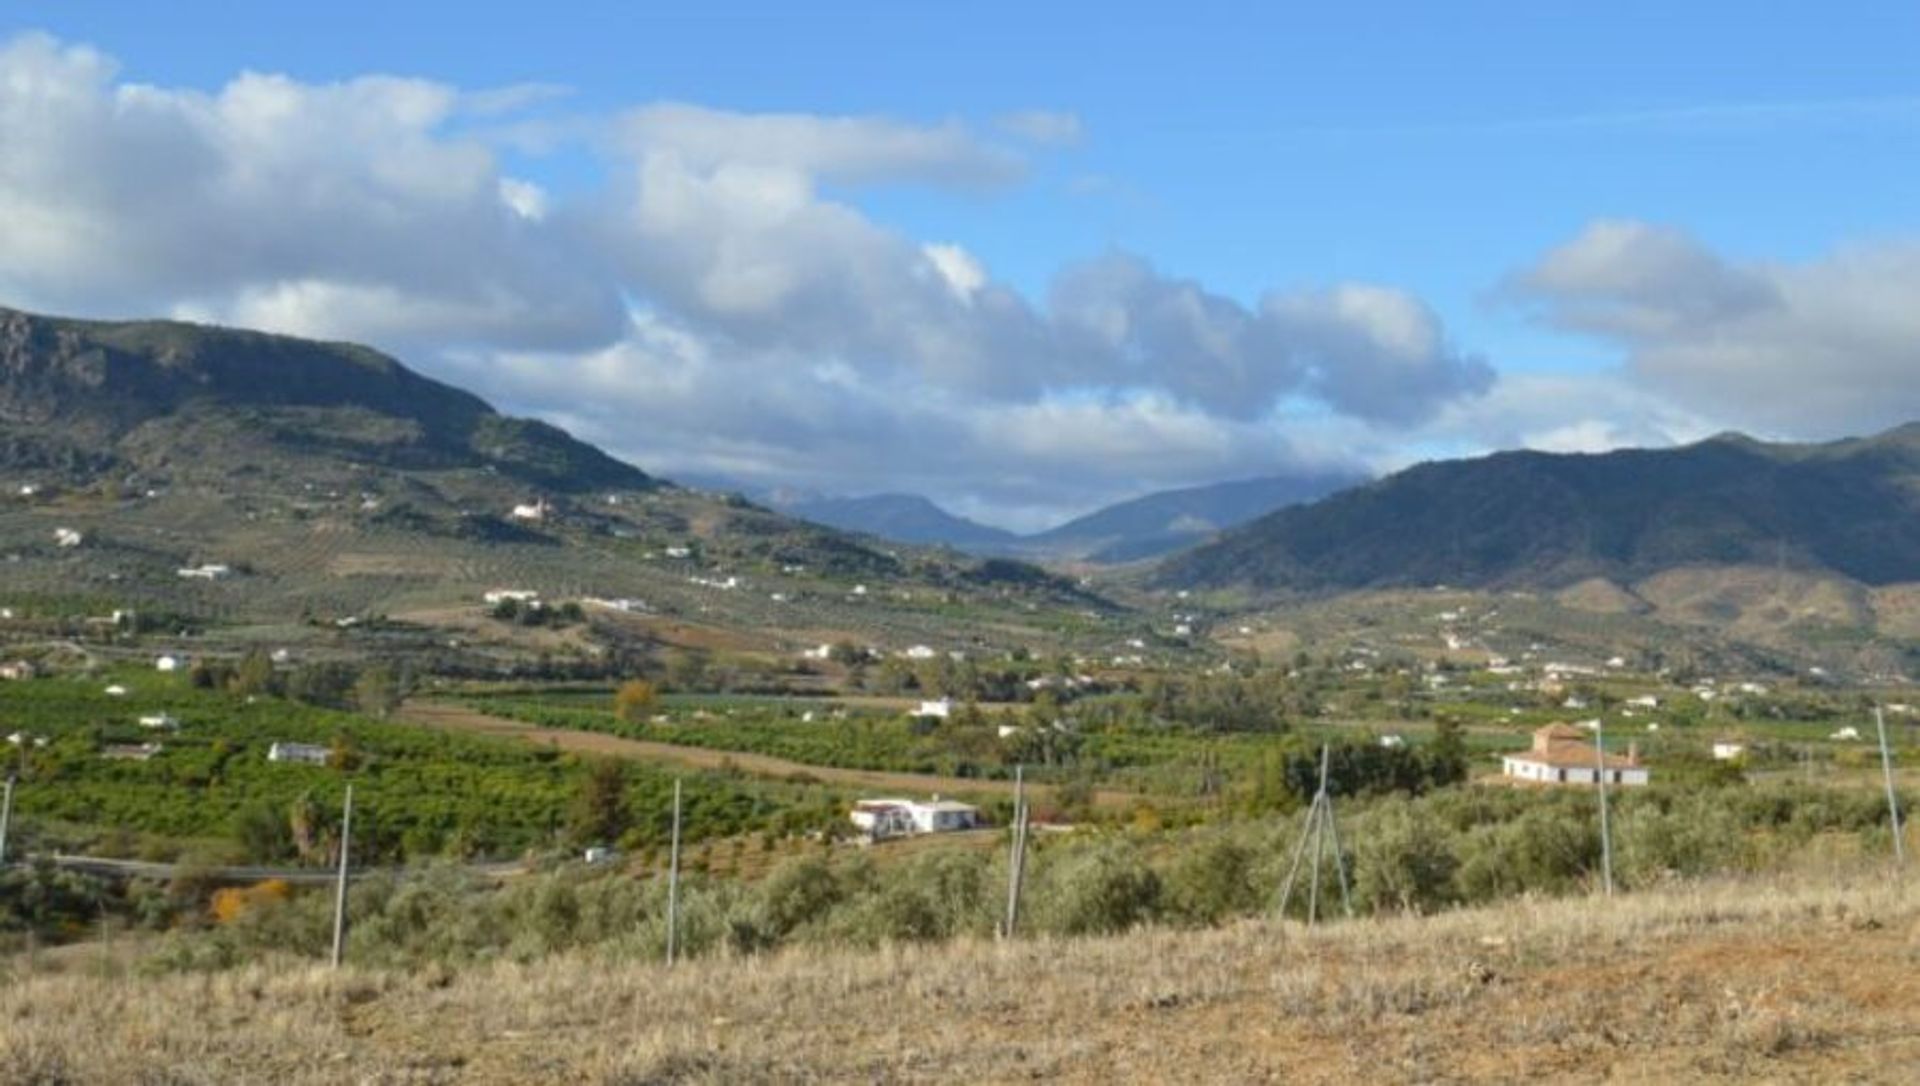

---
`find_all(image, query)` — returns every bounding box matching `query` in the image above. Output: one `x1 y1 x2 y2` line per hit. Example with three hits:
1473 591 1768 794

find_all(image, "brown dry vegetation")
7 870 1920 1083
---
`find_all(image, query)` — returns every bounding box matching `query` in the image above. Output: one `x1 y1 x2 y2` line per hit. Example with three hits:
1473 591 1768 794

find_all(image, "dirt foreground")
6 871 1919 1083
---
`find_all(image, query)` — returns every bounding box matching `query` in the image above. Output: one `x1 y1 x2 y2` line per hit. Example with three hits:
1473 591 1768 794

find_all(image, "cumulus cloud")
1509 220 1920 437
0 32 623 352
0 30 1504 525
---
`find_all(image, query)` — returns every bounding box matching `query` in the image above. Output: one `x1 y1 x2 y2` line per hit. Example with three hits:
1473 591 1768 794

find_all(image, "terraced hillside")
0 306 1129 660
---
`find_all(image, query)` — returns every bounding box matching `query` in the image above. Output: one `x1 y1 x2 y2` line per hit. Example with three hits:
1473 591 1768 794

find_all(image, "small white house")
1501 723 1650 787
915 698 954 719
137 713 180 731
509 499 551 522
155 654 182 672
103 684 127 697
176 563 232 580
267 741 331 766
483 588 541 606
1711 741 1747 761
0 660 36 681
849 797 982 840
52 527 83 548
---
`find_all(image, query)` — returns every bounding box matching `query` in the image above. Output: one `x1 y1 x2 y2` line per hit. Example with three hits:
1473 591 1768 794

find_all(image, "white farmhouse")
903 644 938 660
137 713 180 731
483 588 541 606
915 698 953 719
53 527 83 548
1501 723 1650 787
509 499 551 521
849 797 982 840
176 563 232 580
1711 740 1747 761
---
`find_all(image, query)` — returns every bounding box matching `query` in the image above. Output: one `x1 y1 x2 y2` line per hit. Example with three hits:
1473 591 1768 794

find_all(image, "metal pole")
1307 745 1330 925
1594 722 1614 897
1322 789 1354 919
1003 766 1026 939
1275 800 1317 918
666 778 682 965
0 773 15 866
330 784 353 968
1875 706 1904 866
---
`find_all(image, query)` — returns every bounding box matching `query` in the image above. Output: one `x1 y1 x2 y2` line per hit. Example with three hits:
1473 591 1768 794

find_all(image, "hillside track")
398 700 1140 808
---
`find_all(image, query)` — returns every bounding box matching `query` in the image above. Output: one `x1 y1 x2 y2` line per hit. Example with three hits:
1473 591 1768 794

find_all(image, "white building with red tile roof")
1502 723 1649 786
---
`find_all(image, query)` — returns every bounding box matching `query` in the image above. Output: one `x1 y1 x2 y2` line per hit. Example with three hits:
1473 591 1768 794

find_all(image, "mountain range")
0 305 1108 637
1157 427 1920 592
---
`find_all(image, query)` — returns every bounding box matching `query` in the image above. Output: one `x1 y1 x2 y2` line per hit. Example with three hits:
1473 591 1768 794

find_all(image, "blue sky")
4 3 1920 526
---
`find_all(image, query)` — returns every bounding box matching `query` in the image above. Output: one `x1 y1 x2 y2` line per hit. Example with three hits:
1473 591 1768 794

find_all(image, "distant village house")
267 741 332 766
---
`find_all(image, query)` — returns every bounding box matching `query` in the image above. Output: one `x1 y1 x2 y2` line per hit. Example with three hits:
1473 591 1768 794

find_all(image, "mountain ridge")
1155 428 1920 592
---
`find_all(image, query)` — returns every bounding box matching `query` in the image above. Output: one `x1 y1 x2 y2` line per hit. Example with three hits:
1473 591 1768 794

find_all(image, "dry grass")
7 870 1920 1083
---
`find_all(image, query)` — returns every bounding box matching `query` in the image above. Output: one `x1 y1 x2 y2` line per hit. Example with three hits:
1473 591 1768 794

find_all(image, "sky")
2 2 1918 530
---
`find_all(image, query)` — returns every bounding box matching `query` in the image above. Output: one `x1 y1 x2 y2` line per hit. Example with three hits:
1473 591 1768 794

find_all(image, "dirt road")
398 700 1139 808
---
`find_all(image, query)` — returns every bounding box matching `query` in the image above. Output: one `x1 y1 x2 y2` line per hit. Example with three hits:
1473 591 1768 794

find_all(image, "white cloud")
619 103 1025 188
0 30 1508 525
1510 220 1920 437
996 109 1084 146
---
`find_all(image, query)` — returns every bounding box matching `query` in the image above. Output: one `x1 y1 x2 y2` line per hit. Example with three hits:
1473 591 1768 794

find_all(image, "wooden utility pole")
1277 744 1352 924
1595 720 1614 897
330 785 354 968
1875 706 1904 867
666 778 683 966
1002 766 1029 939
0 773 15 866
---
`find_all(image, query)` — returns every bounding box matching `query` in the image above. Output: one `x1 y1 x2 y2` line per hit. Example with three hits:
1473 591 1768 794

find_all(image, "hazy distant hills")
775 493 1019 549
1156 427 1920 593
1025 472 1366 563
766 472 1364 562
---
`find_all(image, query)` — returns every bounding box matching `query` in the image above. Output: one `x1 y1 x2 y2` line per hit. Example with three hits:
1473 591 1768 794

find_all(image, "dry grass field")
6 869 1919 1083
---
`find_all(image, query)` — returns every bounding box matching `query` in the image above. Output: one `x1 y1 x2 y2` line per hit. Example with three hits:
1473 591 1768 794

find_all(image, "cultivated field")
5 868 1917 1083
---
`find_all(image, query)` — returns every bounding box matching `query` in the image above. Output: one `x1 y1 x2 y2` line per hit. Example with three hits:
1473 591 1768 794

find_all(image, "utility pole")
1002 766 1029 939
666 777 683 966
1595 721 1614 897
330 784 354 968
1875 706 1904 867
0 773 15 866
1277 744 1352 924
